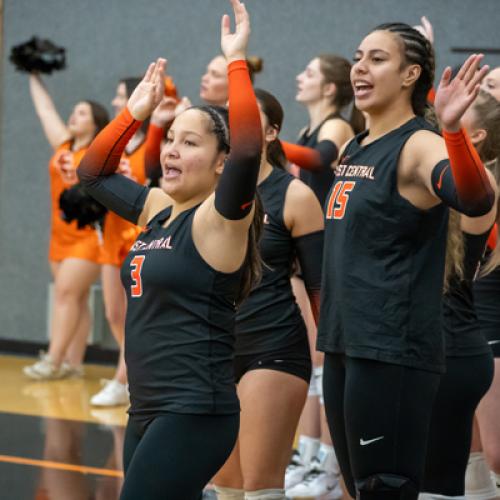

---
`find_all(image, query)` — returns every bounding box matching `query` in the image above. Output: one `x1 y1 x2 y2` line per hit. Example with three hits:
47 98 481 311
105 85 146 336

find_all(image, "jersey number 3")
130 255 145 298
326 181 356 220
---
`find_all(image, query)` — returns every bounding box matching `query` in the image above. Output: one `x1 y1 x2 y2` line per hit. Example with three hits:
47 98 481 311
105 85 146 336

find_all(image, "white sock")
465 452 498 499
297 435 320 465
494 472 500 487
317 442 339 475
419 494 466 499
244 489 286 499
313 365 324 404
214 485 245 500
308 369 320 397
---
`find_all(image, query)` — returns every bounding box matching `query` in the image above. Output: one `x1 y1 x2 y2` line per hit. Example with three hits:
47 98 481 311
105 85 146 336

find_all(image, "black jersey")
297 113 341 207
474 256 500 355
236 168 307 355
121 205 242 417
317 117 449 373
443 231 490 357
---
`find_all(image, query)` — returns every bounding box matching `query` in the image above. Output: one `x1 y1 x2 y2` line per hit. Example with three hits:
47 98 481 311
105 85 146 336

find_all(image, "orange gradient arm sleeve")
214 59 262 220
442 128 495 216
77 108 149 223
487 223 498 251
144 123 164 182
281 140 338 173
427 87 436 105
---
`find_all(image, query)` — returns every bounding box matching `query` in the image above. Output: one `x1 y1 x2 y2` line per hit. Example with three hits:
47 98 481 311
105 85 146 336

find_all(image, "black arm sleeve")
294 230 324 325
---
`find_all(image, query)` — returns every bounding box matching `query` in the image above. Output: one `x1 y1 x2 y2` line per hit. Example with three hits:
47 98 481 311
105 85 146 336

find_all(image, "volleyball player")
421 89 500 500
317 23 495 499
284 54 363 498
212 89 323 500
90 77 148 407
468 69 500 497
23 73 108 380
77 1 263 497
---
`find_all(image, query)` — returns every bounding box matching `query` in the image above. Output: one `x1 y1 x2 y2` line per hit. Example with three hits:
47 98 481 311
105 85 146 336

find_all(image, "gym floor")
0 354 125 499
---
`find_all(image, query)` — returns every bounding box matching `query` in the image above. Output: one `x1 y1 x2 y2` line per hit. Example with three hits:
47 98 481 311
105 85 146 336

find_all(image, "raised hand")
221 0 250 63
127 58 167 121
174 96 192 117
151 96 178 127
413 16 434 45
434 54 490 132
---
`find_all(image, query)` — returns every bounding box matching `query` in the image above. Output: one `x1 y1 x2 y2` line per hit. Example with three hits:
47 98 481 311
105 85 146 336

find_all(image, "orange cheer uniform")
48 142 102 263
101 139 147 267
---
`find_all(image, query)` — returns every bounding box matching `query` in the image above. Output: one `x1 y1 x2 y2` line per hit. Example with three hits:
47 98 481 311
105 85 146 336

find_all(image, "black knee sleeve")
356 474 418 500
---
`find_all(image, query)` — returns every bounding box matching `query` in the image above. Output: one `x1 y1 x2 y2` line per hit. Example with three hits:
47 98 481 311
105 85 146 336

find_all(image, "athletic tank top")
443 231 491 357
297 113 341 207
121 205 243 416
473 256 500 341
317 117 449 373
236 168 307 355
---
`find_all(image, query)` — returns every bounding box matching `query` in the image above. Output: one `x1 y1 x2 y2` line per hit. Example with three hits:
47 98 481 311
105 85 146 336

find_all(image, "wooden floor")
0 355 127 426
0 354 127 499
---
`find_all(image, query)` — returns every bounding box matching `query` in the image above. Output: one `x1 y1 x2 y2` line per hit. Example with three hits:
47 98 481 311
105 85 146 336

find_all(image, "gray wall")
1 0 499 343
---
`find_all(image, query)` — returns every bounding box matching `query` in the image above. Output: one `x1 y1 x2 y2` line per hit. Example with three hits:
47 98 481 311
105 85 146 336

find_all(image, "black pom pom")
59 183 107 229
9 36 66 74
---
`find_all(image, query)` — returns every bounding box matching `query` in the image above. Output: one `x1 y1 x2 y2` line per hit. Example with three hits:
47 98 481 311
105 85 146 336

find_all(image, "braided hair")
374 23 435 117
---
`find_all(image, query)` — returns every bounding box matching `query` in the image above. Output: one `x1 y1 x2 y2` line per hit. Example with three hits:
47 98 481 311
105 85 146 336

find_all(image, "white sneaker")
90 379 129 407
285 450 308 490
23 351 71 380
64 364 85 378
286 458 343 499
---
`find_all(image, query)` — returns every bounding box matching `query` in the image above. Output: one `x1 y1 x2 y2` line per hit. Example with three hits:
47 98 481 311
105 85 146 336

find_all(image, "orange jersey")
101 139 147 267
48 142 102 263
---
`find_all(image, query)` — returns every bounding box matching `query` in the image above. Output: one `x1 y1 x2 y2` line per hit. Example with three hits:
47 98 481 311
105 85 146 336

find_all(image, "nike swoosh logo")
240 200 253 211
488 340 500 345
436 165 449 190
360 436 384 446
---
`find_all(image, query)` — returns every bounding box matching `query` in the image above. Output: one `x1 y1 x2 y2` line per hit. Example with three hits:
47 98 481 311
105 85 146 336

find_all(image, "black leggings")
423 353 494 496
323 354 440 499
121 412 239 500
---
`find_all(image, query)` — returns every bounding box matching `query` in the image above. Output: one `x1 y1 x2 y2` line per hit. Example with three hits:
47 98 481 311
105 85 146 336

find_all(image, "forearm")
294 230 324 325
432 129 495 216
214 60 262 220
29 74 69 148
78 108 148 223
144 123 163 182
281 140 338 173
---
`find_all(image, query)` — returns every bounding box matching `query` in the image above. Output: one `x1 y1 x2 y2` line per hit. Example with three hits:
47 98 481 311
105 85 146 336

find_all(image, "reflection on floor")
0 355 222 499
0 355 127 426
0 412 124 499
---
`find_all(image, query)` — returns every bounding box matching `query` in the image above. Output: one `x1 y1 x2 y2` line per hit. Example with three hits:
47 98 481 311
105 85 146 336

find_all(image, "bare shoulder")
318 117 353 143
400 129 447 178
284 178 324 235
138 187 172 226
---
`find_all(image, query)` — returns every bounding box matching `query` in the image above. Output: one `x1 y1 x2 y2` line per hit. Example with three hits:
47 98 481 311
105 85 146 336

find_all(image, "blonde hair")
444 209 465 292
473 91 500 276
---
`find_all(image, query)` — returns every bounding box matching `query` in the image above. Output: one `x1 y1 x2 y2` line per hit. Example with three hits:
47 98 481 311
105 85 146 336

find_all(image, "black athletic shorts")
234 337 311 384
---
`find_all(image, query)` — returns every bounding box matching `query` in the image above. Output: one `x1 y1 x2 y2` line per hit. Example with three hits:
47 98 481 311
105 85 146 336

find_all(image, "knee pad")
244 489 286 499
214 485 245 500
356 474 418 500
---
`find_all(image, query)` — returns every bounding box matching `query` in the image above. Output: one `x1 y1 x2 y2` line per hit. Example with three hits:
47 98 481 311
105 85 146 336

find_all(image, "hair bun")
246 56 263 74
10 36 66 74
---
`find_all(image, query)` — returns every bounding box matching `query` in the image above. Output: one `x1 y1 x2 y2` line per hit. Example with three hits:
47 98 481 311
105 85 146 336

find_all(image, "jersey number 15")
326 181 356 220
